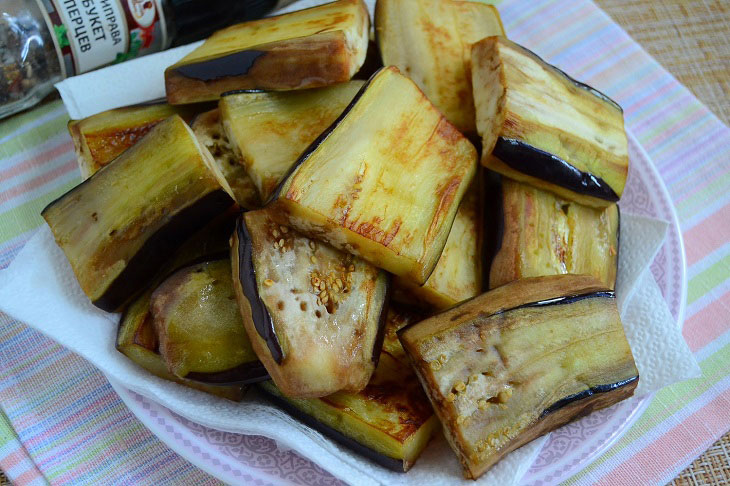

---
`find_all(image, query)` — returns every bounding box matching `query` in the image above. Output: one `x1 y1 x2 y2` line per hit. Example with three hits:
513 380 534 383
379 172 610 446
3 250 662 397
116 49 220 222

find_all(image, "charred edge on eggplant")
508 42 622 113
541 375 638 418
185 360 269 385
492 138 619 202
257 385 406 472
172 51 266 81
235 217 283 363
371 277 392 364
265 68 381 205
91 190 234 311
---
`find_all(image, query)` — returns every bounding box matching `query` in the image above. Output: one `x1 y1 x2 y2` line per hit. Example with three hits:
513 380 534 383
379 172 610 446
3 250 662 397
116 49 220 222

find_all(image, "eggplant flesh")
151 260 267 383
164 0 369 104
375 0 504 134
232 210 389 398
68 102 201 179
191 109 260 209
394 179 482 310
471 36 628 207
220 81 364 201
258 306 438 472
489 179 619 290
398 275 638 479
117 292 246 401
269 66 477 285
42 115 234 312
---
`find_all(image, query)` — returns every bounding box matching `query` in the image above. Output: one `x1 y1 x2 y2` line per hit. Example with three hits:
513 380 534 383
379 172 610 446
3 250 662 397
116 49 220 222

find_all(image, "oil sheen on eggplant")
399 275 638 479
393 180 483 310
232 210 389 398
164 0 369 104
268 66 477 285
471 36 628 207
489 179 619 290
258 305 438 472
150 260 267 383
42 115 235 312
375 0 504 134
219 81 364 201
191 109 260 209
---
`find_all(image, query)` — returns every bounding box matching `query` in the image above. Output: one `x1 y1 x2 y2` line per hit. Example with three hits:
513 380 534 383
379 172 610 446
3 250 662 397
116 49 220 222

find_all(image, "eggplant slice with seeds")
268 66 477 285
165 0 369 104
375 0 504 134
489 178 619 290
151 259 268 384
393 179 483 310
232 210 389 398
191 109 260 209
471 36 629 207
220 81 364 201
398 275 638 479
42 115 234 312
258 305 438 472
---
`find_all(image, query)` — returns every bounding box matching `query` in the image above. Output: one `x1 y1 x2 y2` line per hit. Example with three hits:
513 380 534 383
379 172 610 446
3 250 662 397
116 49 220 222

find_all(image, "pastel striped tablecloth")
0 0 729 484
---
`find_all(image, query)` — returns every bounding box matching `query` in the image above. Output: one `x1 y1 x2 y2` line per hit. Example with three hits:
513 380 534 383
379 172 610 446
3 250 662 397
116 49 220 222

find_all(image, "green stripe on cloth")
0 101 64 139
688 255 730 304
0 409 19 448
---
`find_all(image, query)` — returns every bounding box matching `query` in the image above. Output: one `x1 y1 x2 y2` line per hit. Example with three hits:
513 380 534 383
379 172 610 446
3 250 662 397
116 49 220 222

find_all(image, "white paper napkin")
0 211 698 486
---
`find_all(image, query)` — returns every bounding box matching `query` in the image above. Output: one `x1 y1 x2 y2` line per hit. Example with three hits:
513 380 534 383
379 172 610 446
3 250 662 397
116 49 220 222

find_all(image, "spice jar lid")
167 0 280 46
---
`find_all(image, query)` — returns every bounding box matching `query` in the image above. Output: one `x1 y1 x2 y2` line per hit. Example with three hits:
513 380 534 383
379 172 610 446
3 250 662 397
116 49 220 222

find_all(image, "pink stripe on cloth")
0 141 74 183
0 160 77 203
684 204 730 266
0 441 47 486
684 290 730 353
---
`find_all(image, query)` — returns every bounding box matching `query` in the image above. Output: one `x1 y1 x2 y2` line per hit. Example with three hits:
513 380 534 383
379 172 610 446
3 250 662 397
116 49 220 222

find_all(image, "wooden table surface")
0 1 728 485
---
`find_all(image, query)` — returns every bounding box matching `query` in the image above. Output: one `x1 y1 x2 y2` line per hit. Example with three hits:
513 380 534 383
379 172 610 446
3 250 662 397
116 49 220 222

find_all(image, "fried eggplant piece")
489 179 619 290
259 305 437 472
67 102 201 178
375 0 504 134
151 259 268 383
268 67 477 285
117 291 246 401
394 180 482 310
472 36 629 207
232 210 389 398
399 275 638 479
165 0 369 104
191 109 260 209
220 81 364 200
42 115 234 312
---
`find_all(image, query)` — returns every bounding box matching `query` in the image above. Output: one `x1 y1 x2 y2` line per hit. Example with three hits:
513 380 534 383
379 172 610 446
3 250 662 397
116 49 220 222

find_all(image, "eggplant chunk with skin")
67 102 201 179
268 67 478 285
231 210 389 398
489 179 619 290
375 0 504 134
398 275 639 479
472 36 629 207
42 115 234 312
191 109 260 209
151 259 268 384
165 0 369 104
258 305 438 472
220 81 364 201
117 291 247 401
394 180 483 310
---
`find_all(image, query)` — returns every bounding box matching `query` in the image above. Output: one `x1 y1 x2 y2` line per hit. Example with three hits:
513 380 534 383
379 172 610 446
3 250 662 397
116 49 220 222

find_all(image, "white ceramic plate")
109 129 686 486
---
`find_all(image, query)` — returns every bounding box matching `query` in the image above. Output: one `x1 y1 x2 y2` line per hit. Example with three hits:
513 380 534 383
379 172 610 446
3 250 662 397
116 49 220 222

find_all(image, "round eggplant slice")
232 210 390 399
150 259 267 384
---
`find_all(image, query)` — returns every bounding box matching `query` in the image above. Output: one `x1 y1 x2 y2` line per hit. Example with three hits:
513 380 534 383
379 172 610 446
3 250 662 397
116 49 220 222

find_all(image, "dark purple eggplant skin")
370 276 392 364
171 50 266 81
257 384 407 472
492 138 620 203
541 375 638 418
185 361 269 386
235 217 284 363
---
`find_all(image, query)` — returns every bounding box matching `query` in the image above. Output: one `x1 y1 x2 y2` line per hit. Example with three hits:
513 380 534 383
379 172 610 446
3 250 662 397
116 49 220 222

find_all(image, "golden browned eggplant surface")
490 179 619 290
269 66 477 285
399 275 638 479
259 305 438 472
232 210 389 398
165 0 369 104
472 36 629 207
375 0 504 134
220 81 364 201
